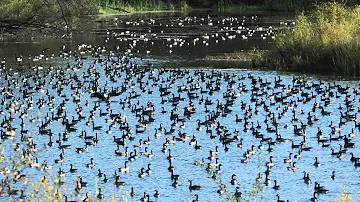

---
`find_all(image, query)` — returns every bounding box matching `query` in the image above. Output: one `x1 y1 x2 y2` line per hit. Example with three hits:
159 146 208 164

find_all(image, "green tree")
0 0 97 36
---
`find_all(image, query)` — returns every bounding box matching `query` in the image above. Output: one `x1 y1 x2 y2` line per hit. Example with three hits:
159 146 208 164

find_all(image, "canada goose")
98 169 104 177
303 171 312 184
70 164 77 173
86 158 94 168
172 178 179 187
331 171 336 179
230 174 238 185
146 163 151 174
287 162 297 171
192 194 200 202
283 153 292 163
138 168 146 178
188 180 201 191
266 156 274 167
310 192 318 201
115 176 125 186
129 187 135 197
171 169 180 181
314 182 328 194
273 180 280 190
234 187 242 198
92 121 102 131
154 189 160 198
313 157 321 167
276 194 285 202
97 188 104 199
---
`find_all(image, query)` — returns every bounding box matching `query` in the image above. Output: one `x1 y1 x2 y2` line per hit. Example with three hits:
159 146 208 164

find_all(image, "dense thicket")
254 3 360 76
0 0 97 36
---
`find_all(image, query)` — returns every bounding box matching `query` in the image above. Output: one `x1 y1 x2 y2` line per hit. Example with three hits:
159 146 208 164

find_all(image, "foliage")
212 0 360 12
254 2 360 76
96 0 189 14
0 0 97 36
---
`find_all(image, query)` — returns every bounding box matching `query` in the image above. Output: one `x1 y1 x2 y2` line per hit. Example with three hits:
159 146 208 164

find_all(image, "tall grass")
97 0 189 14
254 2 360 76
213 0 360 12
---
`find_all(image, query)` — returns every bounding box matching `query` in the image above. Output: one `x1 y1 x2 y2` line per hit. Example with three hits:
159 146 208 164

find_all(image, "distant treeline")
95 0 360 10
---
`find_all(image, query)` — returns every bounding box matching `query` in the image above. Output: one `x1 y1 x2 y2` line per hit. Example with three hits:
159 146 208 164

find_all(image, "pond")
0 10 358 202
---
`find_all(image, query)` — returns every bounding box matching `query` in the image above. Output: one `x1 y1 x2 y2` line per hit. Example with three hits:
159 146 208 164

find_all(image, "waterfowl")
188 180 201 191
192 194 200 202
97 188 104 199
69 164 77 173
273 180 280 190
138 168 146 178
276 194 285 202
313 157 321 167
283 153 292 163
331 171 336 179
154 189 160 198
86 158 94 168
230 174 238 185
115 176 125 186
287 162 297 171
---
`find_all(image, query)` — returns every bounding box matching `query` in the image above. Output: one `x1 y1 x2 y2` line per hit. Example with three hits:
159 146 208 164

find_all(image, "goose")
303 171 312 184
171 169 180 181
145 163 151 174
230 174 238 185
97 188 104 199
276 194 285 202
69 164 77 173
283 152 292 163
287 162 297 171
115 176 125 186
129 187 135 197
310 192 318 201
92 121 102 131
192 194 200 202
172 178 179 187
97 169 104 177
273 180 280 190
313 157 321 167
234 187 242 198
138 168 146 178
188 180 201 191
331 171 336 179
86 158 94 168
154 189 160 198
266 156 274 167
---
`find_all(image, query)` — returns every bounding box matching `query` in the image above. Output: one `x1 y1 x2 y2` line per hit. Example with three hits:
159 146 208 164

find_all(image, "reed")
214 0 360 12
254 2 360 76
97 0 189 14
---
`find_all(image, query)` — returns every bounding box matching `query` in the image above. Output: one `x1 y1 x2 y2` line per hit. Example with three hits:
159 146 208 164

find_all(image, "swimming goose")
188 180 201 191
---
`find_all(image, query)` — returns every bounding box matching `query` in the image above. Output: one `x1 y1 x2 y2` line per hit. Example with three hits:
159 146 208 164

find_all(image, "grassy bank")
253 3 360 76
213 0 360 12
97 0 189 14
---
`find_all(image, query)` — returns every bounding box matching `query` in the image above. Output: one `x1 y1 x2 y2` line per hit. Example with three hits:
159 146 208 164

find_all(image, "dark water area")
1 10 359 202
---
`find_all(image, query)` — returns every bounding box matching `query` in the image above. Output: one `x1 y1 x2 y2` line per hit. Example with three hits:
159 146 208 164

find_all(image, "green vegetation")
0 0 97 36
212 0 360 12
253 2 360 76
96 0 189 14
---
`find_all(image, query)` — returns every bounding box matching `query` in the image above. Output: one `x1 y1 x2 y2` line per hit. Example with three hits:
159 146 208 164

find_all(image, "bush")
255 2 360 76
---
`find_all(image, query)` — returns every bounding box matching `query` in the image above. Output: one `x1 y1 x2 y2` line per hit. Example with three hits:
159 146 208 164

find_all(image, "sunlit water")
0 10 359 202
